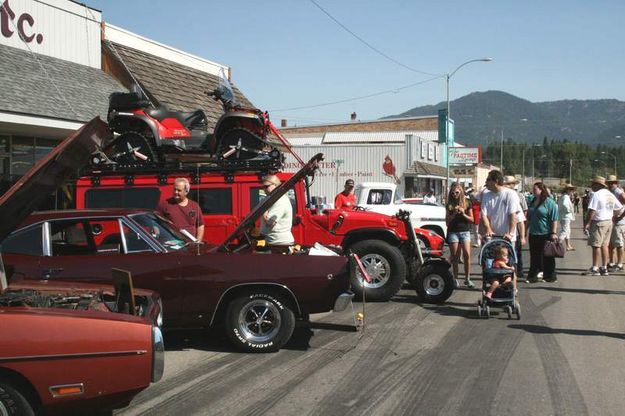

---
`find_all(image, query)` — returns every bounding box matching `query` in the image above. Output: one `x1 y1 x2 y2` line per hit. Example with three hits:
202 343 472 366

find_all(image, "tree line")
481 137 625 188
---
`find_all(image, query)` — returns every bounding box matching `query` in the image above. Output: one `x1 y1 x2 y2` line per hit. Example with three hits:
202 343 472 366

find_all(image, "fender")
109 111 163 146
213 111 264 138
341 228 402 248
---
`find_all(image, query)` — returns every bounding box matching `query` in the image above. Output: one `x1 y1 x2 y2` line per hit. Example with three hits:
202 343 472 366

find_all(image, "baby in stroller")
485 246 516 299
478 238 521 319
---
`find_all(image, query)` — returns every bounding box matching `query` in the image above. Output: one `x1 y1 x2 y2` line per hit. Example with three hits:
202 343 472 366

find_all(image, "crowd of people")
155 170 625 285
445 170 625 286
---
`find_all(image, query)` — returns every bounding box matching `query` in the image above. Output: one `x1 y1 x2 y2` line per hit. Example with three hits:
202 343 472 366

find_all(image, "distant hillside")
384 91 625 146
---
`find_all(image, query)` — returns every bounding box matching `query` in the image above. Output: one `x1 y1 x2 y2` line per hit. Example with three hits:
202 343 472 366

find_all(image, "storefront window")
35 138 57 162
11 136 35 176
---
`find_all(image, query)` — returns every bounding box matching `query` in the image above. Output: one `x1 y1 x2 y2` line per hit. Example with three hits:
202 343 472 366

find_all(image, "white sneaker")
537 272 544 280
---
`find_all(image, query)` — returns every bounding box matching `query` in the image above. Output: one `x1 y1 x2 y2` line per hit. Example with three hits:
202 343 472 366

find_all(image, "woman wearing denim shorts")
446 183 475 287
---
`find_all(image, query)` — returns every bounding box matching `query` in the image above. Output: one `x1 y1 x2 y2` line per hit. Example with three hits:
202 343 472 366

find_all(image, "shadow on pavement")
508 324 625 340
522 286 625 296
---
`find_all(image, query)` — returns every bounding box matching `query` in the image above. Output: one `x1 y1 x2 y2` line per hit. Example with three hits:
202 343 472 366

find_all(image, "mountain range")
384 91 625 146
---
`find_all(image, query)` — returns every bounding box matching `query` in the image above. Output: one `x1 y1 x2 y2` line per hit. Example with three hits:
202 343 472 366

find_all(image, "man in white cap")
606 175 625 271
584 176 623 276
504 175 527 279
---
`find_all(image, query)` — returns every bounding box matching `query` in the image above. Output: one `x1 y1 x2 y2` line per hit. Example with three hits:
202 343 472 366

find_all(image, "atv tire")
108 131 158 164
350 240 406 301
217 127 265 160
414 262 454 304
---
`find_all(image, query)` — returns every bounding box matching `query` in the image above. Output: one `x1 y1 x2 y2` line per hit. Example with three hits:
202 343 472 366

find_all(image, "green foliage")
483 138 624 188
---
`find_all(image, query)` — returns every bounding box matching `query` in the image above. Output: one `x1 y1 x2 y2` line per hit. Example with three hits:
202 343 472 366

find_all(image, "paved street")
117 219 625 416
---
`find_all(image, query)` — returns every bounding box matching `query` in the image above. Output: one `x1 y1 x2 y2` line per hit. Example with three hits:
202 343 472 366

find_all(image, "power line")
309 0 440 77
269 75 442 112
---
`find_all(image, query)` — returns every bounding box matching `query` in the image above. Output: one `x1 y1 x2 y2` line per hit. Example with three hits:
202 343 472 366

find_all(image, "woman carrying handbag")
527 182 560 283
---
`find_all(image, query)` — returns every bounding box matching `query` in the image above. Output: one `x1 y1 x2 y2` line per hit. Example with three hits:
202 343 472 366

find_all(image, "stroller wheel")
514 301 521 320
506 305 513 319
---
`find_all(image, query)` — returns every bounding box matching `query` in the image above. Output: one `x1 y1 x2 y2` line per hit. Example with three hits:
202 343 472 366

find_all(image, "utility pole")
500 128 504 171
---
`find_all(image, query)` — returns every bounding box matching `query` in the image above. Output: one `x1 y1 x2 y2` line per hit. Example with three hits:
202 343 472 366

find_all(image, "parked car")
353 182 447 238
75 164 446 302
2 138 354 353
0 119 163 416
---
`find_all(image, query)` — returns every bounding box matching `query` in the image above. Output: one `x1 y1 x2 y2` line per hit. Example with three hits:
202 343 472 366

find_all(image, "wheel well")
0 368 41 410
342 229 401 249
210 284 303 327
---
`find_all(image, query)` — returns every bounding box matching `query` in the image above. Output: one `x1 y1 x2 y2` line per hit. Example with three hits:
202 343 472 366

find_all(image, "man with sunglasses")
260 175 295 254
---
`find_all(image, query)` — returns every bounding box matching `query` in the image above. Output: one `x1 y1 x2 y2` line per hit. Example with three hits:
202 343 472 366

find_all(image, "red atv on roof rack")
91 70 300 168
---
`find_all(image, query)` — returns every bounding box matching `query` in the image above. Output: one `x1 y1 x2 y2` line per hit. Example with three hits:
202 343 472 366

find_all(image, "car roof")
19 209 151 227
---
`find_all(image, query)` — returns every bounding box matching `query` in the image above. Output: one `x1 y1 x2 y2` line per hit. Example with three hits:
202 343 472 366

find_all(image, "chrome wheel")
237 299 281 343
0 400 9 416
423 273 445 297
357 253 392 289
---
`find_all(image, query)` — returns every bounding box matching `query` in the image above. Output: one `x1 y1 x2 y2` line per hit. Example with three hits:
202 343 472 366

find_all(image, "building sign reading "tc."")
1 0 43 44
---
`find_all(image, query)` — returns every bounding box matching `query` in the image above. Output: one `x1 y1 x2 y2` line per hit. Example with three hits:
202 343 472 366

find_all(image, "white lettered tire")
225 292 296 353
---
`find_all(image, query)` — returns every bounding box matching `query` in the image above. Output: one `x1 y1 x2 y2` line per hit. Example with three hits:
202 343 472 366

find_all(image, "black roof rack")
81 153 285 179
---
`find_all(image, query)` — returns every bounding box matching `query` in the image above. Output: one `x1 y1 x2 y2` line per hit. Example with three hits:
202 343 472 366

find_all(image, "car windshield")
129 213 191 251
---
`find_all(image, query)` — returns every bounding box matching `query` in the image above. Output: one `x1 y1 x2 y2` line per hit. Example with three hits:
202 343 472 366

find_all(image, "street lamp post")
601 151 617 176
445 57 492 196
522 144 541 191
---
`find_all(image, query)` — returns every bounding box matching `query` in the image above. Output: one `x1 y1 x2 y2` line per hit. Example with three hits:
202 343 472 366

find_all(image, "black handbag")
544 239 565 258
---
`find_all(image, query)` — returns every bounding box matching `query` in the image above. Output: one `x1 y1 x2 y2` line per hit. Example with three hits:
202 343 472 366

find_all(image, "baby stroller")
476 237 521 319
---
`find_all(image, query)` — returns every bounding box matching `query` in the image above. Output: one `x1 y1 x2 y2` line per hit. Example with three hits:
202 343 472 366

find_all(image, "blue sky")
86 0 625 126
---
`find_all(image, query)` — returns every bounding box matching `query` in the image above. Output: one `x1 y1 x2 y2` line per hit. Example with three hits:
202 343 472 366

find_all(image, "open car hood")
0 118 109 243
217 153 323 251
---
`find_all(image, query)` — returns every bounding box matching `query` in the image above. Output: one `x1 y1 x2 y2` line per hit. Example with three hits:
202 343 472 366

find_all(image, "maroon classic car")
2 119 354 354
0 119 163 416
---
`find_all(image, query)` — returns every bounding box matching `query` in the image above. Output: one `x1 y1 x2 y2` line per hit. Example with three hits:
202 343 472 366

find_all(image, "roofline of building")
280 115 438 131
103 23 229 77
0 111 84 137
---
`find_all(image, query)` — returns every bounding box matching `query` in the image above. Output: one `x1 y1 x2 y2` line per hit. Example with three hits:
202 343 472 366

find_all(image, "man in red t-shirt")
157 178 205 241
335 179 356 210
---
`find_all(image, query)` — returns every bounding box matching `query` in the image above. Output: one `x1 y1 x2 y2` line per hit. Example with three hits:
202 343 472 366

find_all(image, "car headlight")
151 326 165 382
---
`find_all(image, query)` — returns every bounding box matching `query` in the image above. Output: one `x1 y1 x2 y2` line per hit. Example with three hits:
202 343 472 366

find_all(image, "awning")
404 161 447 179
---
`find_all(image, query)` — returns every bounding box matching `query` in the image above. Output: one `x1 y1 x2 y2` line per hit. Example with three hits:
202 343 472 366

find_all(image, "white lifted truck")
354 182 447 238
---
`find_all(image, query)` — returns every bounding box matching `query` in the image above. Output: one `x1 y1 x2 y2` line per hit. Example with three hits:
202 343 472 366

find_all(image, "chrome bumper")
333 292 354 312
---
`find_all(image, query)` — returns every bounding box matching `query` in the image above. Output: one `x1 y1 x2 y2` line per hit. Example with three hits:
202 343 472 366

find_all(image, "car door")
0 223 45 282
34 217 187 327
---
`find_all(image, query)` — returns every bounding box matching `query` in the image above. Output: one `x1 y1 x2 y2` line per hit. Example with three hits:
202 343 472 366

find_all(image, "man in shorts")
606 175 625 272
584 176 623 276
504 175 527 279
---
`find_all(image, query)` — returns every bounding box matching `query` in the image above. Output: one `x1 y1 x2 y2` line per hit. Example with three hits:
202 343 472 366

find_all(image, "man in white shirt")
504 175 527 278
584 176 623 276
606 175 625 271
480 170 522 242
